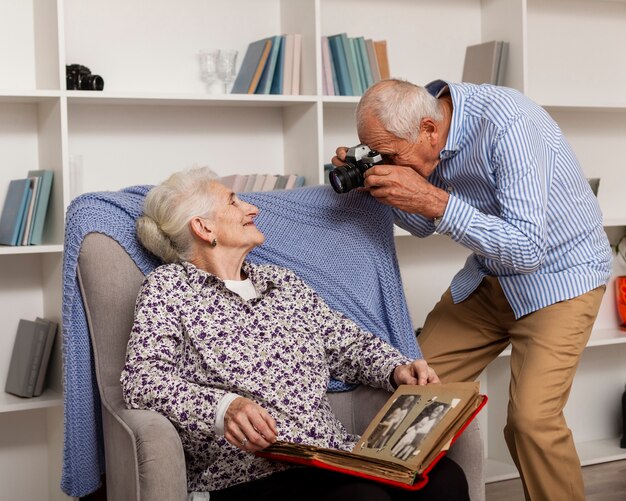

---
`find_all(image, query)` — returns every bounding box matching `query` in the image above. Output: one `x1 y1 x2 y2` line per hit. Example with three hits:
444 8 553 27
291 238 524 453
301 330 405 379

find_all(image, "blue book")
0 179 32 246
231 38 272 94
27 169 54 245
327 34 353 96
355 37 374 89
270 35 285 95
256 35 282 94
15 180 33 246
343 35 362 95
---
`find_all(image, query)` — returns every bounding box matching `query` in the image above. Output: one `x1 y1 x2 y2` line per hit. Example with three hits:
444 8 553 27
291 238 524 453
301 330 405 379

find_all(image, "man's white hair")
356 79 443 143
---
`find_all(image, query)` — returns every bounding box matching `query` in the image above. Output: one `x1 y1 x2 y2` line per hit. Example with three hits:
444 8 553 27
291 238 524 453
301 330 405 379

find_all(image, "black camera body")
66 64 104 91
329 144 384 194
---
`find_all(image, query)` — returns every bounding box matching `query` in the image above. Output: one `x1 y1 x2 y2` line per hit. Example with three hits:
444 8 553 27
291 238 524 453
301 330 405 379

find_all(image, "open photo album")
257 382 487 490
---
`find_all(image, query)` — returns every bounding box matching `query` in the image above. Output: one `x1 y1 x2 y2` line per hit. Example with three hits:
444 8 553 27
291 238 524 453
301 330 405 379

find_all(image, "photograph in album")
257 382 486 490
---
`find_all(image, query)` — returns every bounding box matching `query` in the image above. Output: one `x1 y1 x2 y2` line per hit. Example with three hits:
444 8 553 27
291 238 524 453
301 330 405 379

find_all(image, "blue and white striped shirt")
394 80 612 318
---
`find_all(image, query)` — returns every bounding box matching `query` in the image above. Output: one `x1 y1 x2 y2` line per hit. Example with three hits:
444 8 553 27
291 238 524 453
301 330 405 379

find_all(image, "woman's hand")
393 359 440 387
224 397 278 452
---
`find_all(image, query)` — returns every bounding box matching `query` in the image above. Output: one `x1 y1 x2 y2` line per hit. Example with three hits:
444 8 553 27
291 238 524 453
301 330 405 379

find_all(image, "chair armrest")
100 387 187 501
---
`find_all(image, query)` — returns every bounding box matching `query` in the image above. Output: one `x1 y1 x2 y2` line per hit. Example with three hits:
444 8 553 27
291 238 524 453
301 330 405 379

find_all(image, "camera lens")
80 74 104 91
329 164 364 194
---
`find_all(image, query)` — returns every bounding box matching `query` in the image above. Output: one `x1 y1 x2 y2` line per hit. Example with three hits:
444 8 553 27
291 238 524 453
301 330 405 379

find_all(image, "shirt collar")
425 79 465 160
181 260 276 296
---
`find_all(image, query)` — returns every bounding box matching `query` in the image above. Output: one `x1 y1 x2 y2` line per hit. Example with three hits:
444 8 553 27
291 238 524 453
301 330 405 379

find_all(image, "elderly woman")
120 167 469 501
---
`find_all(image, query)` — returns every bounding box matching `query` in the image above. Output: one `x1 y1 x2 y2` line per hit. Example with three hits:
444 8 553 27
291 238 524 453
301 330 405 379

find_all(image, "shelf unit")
1 0 625 498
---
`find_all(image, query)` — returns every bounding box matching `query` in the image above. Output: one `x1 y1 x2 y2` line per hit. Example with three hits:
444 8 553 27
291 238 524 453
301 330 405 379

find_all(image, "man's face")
358 112 440 178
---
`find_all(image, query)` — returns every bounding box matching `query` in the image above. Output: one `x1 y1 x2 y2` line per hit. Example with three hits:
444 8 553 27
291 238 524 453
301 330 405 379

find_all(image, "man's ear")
420 118 438 145
190 217 214 243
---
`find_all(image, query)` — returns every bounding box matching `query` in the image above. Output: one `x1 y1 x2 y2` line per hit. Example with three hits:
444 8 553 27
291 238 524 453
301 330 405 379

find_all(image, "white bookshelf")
0 0 625 498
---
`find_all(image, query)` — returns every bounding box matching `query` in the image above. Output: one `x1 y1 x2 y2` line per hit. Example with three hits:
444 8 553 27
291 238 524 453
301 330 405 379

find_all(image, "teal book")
342 34 362 95
27 169 54 245
328 34 352 96
355 37 374 89
270 35 285 95
349 37 366 94
0 178 32 246
256 35 281 94
231 38 272 94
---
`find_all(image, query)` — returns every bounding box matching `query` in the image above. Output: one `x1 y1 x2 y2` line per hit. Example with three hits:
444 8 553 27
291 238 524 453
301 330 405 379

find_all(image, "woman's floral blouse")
121 261 411 492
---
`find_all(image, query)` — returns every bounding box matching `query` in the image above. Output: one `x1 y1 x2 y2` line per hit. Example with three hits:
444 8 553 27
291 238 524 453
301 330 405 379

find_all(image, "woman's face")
205 181 265 251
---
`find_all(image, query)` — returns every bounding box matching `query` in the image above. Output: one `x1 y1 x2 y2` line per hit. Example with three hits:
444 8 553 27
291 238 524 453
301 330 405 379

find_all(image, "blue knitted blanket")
61 184 420 496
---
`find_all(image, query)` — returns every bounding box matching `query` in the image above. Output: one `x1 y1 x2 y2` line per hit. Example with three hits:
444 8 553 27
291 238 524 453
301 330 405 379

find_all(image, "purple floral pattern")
121 261 411 491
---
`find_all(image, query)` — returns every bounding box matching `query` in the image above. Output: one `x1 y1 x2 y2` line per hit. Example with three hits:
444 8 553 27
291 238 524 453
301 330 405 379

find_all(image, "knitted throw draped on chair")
61 184 420 496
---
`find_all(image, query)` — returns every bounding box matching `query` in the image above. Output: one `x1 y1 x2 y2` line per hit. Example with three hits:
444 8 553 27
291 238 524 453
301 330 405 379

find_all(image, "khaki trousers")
418 276 605 501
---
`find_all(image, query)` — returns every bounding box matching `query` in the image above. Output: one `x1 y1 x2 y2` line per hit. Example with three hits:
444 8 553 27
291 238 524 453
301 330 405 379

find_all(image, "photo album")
257 382 487 490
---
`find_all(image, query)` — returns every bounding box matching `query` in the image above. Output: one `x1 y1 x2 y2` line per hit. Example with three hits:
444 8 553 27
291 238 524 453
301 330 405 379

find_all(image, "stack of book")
321 33 390 96
221 173 306 193
0 170 54 246
231 34 302 95
5 317 58 398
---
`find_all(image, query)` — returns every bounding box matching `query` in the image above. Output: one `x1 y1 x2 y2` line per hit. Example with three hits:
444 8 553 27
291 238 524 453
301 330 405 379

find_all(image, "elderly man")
333 78 611 500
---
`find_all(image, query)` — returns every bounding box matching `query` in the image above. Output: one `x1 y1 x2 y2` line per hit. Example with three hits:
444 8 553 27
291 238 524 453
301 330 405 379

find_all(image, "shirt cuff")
435 194 476 241
214 392 240 436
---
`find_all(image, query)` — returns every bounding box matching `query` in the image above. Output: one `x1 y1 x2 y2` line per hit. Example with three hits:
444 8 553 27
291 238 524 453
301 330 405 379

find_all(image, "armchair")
64 185 484 500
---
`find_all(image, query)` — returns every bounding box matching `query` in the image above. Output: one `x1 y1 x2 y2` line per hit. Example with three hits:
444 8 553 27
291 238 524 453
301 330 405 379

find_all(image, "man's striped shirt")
394 80 611 318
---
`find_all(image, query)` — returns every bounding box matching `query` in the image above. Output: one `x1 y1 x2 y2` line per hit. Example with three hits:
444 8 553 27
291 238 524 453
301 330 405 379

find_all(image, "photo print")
390 401 451 461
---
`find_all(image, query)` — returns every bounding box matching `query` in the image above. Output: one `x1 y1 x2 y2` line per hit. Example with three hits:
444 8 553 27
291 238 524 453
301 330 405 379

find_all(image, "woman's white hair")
137 166 219 263
356 79 443 143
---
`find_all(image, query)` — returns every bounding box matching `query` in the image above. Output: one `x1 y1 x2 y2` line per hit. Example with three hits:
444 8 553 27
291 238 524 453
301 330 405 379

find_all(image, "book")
270 35 285 95
243 174 258 192
220 174 248 193
33 317 58 397
26 169 54 245
328 34 353 96
251 174 267 192
21 176 40 245
355 37 374 90
462 40 508 86
0 178 32 246
282 34 295 95
4 319 50 397
374 40 390 80
291 33 302 95
365 39 382 83
257 382 486 490
321 36 335 96
256 35 282 95
261 174 278 191
273 174 289 190
231 38 272 94
283 174 299 190
15 179 33 247
342 34 362 95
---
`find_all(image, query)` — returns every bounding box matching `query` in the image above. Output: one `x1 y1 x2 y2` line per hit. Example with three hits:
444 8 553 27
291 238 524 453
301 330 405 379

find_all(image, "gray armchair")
77 232 484 501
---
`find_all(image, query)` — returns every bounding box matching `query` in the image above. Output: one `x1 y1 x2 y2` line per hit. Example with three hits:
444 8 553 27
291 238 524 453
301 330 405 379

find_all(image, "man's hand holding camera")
331 145 449 219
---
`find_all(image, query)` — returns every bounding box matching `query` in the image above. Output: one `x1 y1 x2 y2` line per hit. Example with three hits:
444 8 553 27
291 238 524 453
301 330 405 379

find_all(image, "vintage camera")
66 64 104 91
329 144 384 194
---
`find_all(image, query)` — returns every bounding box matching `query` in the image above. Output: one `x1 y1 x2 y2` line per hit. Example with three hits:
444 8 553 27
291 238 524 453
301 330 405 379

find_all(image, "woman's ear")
190 217 214 243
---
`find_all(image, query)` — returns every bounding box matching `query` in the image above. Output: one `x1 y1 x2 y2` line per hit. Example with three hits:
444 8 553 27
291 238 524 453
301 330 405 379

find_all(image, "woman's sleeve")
290 273 412 391
120 274 227 439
